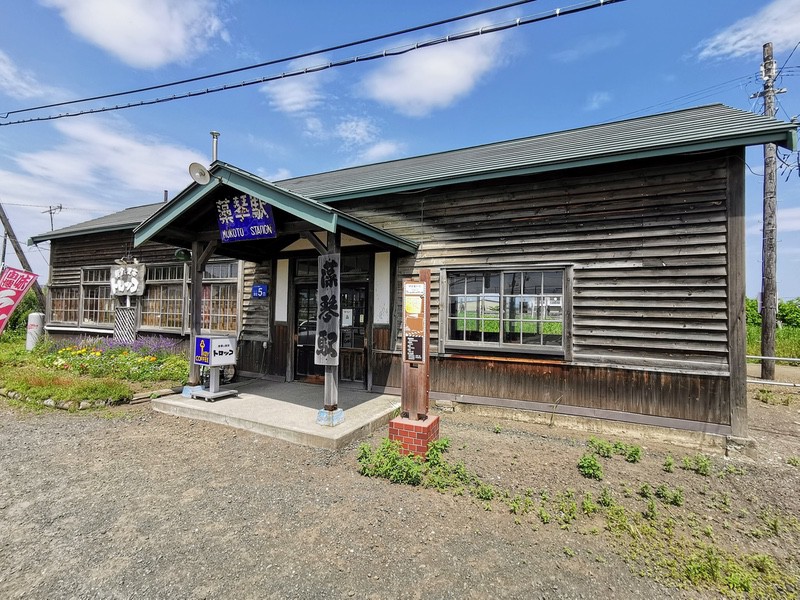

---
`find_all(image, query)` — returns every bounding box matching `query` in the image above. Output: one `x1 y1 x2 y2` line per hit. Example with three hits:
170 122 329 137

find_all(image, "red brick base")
388 415 440 457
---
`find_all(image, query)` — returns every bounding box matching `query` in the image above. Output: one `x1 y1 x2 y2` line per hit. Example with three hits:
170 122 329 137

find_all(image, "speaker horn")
188 162 211 185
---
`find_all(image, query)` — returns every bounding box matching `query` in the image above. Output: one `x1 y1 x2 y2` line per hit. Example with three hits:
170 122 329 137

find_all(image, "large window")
141 265 185 330
447 269 565 352
50 287 79 324
200 262 238 333
82 268 114 326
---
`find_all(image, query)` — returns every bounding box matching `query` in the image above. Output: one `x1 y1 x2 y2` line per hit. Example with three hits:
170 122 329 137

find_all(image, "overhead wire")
0 0 627 126
603 73 760 123
1 0 542 120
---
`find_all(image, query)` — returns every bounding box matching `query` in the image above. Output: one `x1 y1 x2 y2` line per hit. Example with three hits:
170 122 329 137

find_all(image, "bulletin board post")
390 269 439 456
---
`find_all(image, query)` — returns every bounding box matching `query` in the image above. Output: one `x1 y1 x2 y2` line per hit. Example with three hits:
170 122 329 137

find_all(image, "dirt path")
1 382 798 599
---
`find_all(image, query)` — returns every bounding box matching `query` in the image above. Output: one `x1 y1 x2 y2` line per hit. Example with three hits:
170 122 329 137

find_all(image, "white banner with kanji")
0 267 37 335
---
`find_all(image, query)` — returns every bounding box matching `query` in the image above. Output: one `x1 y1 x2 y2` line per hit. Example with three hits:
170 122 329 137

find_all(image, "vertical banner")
315 253 340 366
0 267 37 335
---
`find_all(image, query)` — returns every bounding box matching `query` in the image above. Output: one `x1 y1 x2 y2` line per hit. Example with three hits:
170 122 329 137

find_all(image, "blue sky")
1 0 799 298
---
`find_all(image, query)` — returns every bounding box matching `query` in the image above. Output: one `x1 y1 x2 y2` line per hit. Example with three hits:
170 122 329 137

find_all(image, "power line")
603 73 760 122
0 0 627 126
1 0 541 120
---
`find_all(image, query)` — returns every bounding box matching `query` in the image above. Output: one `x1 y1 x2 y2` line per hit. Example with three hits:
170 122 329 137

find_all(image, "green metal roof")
42 104 798 250
29 203 163 244
275 104 798 202
133 164 418 254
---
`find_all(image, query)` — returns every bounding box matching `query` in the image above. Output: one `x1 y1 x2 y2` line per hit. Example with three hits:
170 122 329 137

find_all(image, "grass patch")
355 435 798 598
0 334 188 409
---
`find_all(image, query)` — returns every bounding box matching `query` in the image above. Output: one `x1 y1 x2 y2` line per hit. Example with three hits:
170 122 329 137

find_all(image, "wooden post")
401 269 430 420
316 232 342 421
189 240 204 386
760 42 778 381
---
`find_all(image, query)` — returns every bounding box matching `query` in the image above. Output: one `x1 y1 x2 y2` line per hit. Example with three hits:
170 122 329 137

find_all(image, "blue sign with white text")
194 336 210 365
216 195 277 243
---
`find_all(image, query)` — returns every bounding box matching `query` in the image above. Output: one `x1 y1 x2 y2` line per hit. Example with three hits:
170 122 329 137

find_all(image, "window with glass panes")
50 287 79 323
447 269 564 351
82 268 114 325
200 262 238 332
141 264 184 330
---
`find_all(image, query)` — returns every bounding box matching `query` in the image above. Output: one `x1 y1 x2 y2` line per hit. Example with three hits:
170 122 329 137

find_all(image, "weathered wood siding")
340 152 733 372
49 233 177 286
340 151 741 427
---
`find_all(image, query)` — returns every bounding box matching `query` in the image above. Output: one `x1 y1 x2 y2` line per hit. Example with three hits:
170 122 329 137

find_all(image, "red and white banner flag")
0 267 38 335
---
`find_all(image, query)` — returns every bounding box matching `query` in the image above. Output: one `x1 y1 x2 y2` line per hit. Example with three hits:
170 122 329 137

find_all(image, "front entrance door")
294 283 368 384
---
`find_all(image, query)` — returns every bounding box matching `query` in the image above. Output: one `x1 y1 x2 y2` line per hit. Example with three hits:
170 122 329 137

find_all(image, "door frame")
285 253 374 388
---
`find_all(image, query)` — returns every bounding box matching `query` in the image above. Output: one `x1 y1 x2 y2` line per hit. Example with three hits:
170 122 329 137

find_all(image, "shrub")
663 455 675 473
682 454 712 476
577 453 604 480
588 437 614 458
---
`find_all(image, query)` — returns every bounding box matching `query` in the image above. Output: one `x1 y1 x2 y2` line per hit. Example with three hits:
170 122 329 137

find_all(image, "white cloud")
14 118 201 202
359 141 405 164
40 0 229 68
261 167 292 182
262 58 330 114
697 0 800 60
335 117 378 147
2 118 204 279
552 33 624 63
584 92 611 111
361 29 505 117
0 50 65 100
303 117 327 140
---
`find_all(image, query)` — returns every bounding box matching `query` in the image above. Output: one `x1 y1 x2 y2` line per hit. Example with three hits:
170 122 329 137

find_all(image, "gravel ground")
1 375 799 600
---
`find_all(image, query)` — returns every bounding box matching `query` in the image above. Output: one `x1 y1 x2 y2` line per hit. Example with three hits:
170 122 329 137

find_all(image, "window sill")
443 345 566 363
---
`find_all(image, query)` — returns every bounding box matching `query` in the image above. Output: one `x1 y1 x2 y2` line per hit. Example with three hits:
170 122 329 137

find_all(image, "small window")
82 268 114 326
141 264 185 330
50 287 79 324
447 269 565 353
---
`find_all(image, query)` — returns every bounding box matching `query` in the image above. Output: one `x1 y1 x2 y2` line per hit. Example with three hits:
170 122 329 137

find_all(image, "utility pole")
750 42 788 379
42 204 62 231
0 203 46 310
760 42 778 380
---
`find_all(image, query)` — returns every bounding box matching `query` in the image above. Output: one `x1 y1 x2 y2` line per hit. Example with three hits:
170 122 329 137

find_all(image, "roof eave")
134 165 418 254
29 223 139 245
312 131 799 203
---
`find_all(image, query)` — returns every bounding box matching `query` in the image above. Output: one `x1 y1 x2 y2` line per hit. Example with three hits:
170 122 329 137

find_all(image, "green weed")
681 454 712 476
588 436 614 458
663 455 675 473
577 453 604 480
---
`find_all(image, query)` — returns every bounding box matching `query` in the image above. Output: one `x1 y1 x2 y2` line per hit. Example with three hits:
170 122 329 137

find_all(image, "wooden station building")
37 105 799 438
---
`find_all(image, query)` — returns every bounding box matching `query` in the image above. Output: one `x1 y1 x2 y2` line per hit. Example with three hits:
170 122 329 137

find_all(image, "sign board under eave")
216 194 277 242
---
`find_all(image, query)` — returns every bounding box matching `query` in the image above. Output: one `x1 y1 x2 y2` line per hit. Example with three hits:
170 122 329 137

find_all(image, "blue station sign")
215 195 277 243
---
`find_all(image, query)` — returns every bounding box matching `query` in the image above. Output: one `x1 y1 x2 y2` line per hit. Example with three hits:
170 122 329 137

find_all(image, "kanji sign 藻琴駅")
0 267 37 335
216 194 277 243
315 253 340 366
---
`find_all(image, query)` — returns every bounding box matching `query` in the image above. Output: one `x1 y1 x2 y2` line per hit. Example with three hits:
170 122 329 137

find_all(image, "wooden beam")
300 231 327 255
727 149 747 437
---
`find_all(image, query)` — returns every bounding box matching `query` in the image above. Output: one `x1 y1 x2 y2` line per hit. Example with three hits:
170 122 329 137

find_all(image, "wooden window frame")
440 265 573 358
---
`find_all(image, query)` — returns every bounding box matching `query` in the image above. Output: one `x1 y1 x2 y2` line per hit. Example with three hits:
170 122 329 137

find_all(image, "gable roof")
133 163 419 257
275 104 798 202
33 104 798 249
29 203 163 244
